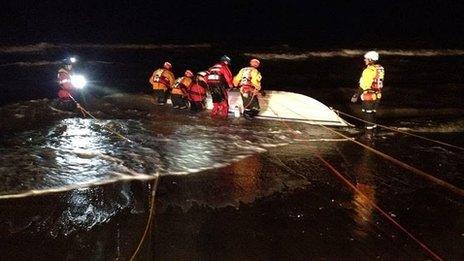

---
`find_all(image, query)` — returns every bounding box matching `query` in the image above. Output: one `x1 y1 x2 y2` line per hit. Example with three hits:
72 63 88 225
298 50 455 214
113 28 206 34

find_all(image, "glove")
351 94 359 103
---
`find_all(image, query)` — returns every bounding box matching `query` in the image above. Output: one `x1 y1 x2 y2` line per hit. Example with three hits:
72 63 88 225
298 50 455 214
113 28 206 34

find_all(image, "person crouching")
149 62 175 105
171 70 194 109
188 71 208 112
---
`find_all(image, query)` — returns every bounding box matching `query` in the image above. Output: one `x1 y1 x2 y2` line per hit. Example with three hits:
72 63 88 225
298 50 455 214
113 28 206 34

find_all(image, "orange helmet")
163 61 172 70
184 70 194 77
250 58 260 68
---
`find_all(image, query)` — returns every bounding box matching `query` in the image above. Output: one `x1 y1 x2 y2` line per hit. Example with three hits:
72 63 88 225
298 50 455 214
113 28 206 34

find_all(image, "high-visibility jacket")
359 64 385 101
206 62 233 88
233 66 262 93
188 82 207 102
57 68 73 99
171 76 193 96
149 68 175 90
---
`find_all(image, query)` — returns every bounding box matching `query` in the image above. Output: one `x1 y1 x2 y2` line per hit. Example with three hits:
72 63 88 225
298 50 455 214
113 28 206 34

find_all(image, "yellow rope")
130 176 160 261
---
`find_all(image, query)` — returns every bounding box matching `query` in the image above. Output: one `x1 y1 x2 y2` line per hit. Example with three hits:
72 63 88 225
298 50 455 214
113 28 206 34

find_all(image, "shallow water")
1 44 464 259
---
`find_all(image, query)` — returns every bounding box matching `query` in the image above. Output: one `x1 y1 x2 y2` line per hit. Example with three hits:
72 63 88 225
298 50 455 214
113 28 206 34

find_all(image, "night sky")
1 0 464 48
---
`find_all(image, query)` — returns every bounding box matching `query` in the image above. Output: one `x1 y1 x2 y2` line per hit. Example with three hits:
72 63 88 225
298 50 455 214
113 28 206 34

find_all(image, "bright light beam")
71 74 87 89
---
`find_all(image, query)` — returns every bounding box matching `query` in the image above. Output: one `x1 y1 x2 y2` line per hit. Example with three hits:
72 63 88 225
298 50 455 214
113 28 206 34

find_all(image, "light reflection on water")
0 116 337 196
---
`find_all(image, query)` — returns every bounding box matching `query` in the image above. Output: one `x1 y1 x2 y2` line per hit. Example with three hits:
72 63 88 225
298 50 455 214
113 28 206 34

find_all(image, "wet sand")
1 133 463 260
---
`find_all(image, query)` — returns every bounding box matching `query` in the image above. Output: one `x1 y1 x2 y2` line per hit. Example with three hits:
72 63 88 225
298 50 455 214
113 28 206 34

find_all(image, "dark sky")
2 0 464 48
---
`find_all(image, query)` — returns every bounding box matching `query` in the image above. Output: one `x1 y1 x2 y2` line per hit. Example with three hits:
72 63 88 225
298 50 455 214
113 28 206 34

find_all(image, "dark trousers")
361 100 380 132
171 94 188 109
190 101 205 112
153 89 169 104
241 92 260 118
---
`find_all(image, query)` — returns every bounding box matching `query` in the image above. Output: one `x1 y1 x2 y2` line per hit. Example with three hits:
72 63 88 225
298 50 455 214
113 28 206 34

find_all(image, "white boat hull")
205 90 349 126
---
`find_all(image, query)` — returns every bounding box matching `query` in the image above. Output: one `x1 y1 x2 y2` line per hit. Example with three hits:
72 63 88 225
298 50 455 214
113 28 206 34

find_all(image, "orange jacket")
149 68 175 90
171 76 193 96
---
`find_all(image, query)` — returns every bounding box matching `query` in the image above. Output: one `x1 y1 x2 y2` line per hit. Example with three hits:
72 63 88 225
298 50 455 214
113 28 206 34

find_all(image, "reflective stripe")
207 74 220 80
366 125 377 130
361 109 375 113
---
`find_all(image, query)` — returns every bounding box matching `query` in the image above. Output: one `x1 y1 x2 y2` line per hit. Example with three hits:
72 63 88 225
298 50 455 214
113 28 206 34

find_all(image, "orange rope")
271 100 464 197
333 109 464 151
267 105 444 260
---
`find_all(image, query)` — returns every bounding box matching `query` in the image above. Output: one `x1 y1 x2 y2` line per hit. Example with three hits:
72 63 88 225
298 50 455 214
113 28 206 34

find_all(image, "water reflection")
228 154 262 204
351 141 377 239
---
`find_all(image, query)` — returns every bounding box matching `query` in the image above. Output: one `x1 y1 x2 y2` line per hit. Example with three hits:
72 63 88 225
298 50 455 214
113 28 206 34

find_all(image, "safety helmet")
184 70 194 78
196 71 207 82
197 71 208 77
163 61 172 70
364 51 379 61
250 58 260 68
220 55 231 65
62 57 76 65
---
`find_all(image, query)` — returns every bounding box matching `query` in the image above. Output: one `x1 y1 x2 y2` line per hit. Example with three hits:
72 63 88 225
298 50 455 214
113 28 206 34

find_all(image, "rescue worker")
149 62 175 105
56 58 76 111
233 58 262 118
171 70 194 109
351 51 385 139
188 71 208 112
206 55 234 119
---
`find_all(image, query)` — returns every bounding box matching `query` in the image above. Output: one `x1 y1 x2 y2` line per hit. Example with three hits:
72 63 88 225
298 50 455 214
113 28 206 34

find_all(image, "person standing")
56 58 76 111
171 70 194 109
206 55 234 119
149 62 175 105
351 51 385 139
233 58 262 118
188 71 208 112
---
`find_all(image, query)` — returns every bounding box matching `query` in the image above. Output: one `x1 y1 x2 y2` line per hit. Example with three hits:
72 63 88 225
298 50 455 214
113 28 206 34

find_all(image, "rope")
130 177 160 261
267 105 443 261
272 100 464 197
318 124 464 197
69 95 133 143
333 109 464 151
316 155 443 261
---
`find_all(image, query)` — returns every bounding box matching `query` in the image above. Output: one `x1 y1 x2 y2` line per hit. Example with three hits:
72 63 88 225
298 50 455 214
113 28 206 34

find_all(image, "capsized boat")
205 90 350 126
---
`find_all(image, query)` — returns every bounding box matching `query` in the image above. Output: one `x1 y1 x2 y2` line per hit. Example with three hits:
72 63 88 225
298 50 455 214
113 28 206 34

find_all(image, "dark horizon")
2 1 464 49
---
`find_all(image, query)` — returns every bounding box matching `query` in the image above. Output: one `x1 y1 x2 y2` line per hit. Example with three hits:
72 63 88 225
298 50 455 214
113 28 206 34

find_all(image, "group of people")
56 51 385 138
148 55 263 119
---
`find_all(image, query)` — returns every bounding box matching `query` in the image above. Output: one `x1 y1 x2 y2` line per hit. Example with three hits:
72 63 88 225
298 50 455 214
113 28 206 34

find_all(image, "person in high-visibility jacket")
171 70 194 109
233 58 262 118
149 62 175 105
206 55 234 119
351 51 385 139
188 71 208 112
56 59 77 111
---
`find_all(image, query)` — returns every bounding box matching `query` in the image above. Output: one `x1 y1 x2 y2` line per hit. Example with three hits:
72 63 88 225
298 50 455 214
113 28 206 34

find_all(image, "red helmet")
184 70 194 77
163 62 172 70
250 58 260 68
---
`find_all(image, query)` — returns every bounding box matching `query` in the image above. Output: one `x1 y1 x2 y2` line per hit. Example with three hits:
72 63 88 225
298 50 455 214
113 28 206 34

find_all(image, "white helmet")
364 51 379 61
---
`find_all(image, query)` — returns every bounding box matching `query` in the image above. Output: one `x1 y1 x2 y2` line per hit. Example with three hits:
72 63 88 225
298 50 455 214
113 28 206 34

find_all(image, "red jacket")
188 82 206 102
207 62 233 88
57 68 73 99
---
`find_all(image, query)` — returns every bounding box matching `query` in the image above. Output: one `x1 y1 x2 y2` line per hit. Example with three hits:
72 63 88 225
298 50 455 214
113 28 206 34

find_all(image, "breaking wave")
244 49 464 60
0 42 211 53
0 61 60 67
